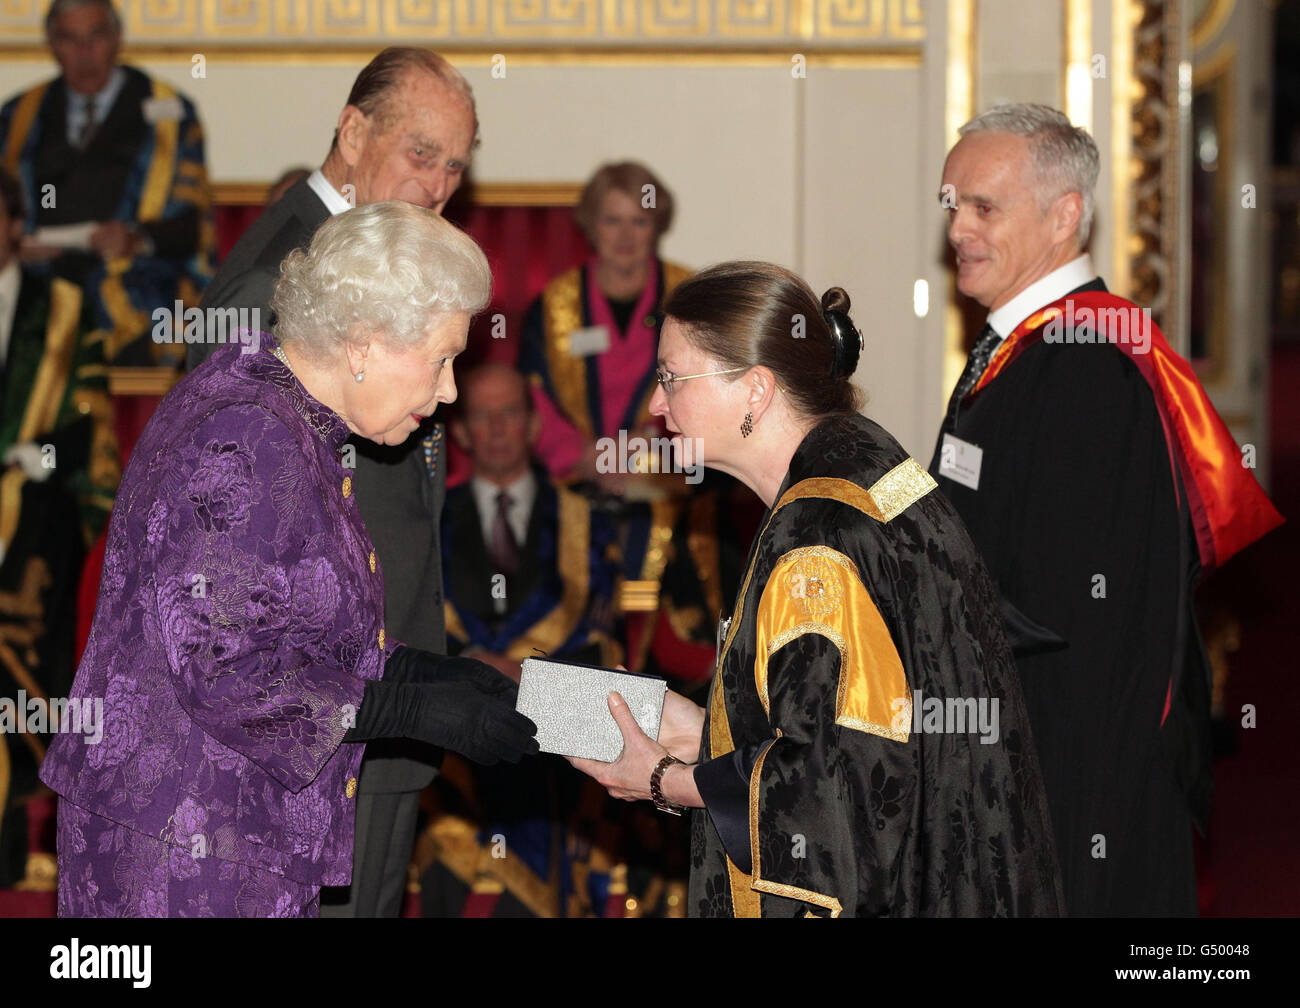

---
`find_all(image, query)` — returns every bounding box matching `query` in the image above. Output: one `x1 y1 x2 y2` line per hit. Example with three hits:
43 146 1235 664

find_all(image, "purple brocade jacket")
40 335 390 887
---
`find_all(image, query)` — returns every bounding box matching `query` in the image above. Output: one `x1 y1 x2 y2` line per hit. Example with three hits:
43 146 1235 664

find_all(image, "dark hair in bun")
663 261 864 421
821 286 863 380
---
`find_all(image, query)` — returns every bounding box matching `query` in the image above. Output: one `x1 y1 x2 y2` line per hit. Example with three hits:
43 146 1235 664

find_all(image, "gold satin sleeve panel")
138 79 179 222
540 268 593 439
16 279 83 443
2 83 48 172
754 546 911 743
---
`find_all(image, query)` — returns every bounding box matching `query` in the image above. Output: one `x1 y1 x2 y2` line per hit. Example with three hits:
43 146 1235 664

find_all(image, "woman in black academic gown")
569 261 1065 917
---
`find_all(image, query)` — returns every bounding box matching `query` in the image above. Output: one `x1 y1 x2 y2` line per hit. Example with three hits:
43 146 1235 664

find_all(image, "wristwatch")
651 754 687 816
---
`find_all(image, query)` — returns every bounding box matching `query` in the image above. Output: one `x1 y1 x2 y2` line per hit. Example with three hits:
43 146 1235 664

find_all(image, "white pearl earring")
354 371 365 383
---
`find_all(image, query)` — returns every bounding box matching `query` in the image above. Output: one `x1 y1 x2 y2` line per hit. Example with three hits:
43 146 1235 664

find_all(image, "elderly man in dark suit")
188 46 478 917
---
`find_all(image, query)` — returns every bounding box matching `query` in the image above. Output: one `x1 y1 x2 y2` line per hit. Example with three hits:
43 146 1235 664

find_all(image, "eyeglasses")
655 366 746 396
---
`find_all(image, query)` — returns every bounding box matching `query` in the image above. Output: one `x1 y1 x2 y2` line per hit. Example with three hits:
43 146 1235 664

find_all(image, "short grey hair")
960 103 1100 246
329 47 481 154
45 0 122 35
272 201 491 360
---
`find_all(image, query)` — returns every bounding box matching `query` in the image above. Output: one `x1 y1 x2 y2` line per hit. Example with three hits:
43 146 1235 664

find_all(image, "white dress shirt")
471 470 536 549
0 258 21 367
0 259 53 502
307 169 353 217
65 67 126 146
986 253 1098 341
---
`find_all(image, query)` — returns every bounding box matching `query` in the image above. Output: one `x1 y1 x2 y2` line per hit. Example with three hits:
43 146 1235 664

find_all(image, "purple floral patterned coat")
41 336 391 910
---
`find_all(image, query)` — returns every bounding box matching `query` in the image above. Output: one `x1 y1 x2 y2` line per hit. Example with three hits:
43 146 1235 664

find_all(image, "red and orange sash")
971 290 1283 571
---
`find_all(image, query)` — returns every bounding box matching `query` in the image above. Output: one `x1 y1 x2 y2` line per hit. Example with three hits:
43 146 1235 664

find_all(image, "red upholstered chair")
445 200 590 486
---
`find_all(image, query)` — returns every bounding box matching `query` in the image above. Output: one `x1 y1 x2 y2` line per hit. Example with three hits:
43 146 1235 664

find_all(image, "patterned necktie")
489 490 520 577
77 95 97 150
943 323 1001 432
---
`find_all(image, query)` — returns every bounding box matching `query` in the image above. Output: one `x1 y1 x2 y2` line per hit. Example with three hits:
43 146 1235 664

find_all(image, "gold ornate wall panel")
0 0 924 50
1119 0 1186 334
941 0 973 401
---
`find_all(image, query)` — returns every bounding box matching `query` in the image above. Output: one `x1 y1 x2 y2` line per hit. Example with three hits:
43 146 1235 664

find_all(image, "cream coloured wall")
3 2 1266 468
0 53 938 454
800 67 936 457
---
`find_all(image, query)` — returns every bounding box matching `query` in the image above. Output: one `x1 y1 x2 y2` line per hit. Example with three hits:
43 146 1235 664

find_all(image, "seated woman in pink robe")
518 161 691 485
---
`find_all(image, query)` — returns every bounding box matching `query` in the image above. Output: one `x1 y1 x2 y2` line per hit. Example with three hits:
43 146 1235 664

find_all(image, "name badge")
567 325 610 357
142 96 183 123
938 432 983 490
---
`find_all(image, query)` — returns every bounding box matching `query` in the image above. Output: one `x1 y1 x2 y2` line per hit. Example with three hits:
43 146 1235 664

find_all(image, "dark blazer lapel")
445 485 495 623
513 474 550 604
248 179 330 277
86 66 148 156
40 77 67 152
31 79 70 184
285 177 331 236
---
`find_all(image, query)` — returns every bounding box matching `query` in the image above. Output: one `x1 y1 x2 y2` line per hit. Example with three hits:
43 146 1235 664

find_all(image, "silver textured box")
516 658 667 762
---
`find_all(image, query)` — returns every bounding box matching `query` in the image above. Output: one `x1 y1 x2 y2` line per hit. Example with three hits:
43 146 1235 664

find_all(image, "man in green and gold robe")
0 0 212 364
0 163 119 885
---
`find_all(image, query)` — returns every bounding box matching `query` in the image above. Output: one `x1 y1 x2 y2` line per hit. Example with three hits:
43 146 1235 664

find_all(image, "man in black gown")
929 103 1281 916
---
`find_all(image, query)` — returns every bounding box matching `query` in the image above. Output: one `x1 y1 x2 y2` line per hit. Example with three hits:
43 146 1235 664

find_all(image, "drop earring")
740 412 753 438
354 371 365 383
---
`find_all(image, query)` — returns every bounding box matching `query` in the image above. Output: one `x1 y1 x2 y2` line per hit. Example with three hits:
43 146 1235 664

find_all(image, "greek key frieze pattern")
0 0 925 45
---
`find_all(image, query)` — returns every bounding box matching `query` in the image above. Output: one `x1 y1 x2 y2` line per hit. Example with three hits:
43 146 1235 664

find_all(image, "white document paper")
567 325 610 356
30 223 95 251
142 96 183 122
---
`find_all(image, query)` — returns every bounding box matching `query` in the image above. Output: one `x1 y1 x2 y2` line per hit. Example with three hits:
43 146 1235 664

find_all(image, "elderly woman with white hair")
40 201 537 917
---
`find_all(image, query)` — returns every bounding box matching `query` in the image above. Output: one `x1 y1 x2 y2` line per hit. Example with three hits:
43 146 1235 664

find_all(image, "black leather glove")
383 645 516 700
343 677 537 766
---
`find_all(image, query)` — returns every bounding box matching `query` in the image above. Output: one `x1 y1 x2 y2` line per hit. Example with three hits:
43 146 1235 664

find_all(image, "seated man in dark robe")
442 363 621 677
420 362 631 916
